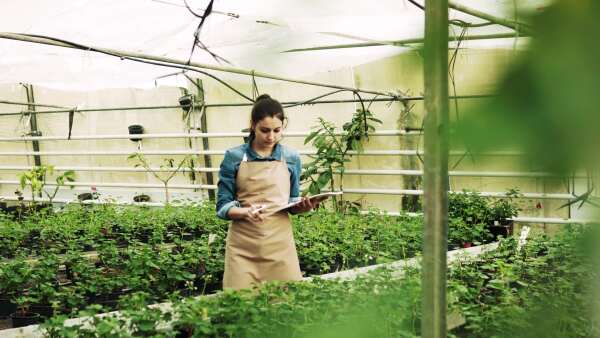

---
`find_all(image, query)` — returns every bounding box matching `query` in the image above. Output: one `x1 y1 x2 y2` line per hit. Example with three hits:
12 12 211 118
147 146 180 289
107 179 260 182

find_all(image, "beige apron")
222 150 302 290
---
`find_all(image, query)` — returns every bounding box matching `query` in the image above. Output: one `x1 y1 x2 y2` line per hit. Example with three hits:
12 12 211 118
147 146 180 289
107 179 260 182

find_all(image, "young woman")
216 94 316 290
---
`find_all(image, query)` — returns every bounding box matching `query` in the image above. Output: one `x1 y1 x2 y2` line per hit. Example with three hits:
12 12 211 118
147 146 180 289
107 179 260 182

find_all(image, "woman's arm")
227 205 266 222
287 149 318 214
216 150 240 220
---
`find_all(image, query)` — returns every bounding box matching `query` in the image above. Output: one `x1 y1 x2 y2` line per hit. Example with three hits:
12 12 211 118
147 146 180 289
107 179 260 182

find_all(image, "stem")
164 182 170 204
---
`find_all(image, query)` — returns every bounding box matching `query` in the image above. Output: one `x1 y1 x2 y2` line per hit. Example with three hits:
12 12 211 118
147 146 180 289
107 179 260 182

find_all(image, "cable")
17 33 254 102
407 1 494 28
184 0 231 66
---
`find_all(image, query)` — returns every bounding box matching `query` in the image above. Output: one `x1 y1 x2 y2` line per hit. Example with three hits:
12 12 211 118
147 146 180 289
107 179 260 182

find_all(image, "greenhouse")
0 0 598 337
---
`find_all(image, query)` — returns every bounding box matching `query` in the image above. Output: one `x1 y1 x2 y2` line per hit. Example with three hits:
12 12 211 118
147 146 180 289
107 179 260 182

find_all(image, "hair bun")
255 94 271 101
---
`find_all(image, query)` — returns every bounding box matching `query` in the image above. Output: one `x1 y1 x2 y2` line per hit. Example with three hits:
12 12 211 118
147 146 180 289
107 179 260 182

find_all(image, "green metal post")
194 79 215 200
23 84 42 167
422 0 449 337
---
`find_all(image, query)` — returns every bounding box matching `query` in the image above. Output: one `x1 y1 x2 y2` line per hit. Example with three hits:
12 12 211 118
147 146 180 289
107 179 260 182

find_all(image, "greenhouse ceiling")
0 0 545 90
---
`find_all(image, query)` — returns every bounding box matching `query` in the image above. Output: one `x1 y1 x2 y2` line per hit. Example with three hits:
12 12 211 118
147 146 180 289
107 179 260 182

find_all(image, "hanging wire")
448 25 475 171
183 0 232 66
150 0 239 18
251 70 260 101
406 0 494 27
282 89 348 108
17 33 254 103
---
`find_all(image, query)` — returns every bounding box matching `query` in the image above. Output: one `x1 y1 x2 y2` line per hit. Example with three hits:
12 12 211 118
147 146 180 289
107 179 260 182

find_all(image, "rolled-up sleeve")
216 150 240 220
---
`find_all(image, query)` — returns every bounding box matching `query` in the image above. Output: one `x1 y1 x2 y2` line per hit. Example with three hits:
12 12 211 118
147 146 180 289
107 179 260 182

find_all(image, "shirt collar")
244 142 282 161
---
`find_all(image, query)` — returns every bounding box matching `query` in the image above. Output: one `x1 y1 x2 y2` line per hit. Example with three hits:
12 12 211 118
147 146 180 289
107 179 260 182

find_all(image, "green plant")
490 189 522 225
17 165 75 205
128 153 191 203
448 190 492 225
302 108 381 212
447 218 492 248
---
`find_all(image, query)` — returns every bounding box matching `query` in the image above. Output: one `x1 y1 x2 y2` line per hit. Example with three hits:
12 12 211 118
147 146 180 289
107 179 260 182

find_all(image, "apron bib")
222 150 302 290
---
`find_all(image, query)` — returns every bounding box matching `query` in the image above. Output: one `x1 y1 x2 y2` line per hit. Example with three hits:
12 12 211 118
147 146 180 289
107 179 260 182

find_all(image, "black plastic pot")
174 325 193 338
10 311 41 328
77 192 93 201
178 95 193 112
29 304 54 319
0 297 16 318
133 194 151 203
128 124 144 142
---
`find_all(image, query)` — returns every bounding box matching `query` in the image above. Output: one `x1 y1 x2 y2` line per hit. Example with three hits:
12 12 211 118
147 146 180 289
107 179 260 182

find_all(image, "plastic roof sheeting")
0 0 546 89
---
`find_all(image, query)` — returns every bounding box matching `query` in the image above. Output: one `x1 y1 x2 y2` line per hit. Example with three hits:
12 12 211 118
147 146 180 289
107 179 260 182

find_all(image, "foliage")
17 165 75 205
0 202 496 326
40 226 596 337
456 0 600 208
301 109 382 212
489 188 522 225
448 189 491 225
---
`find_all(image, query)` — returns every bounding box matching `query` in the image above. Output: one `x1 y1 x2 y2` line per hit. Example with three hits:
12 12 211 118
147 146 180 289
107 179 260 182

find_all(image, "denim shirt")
216 143 301 220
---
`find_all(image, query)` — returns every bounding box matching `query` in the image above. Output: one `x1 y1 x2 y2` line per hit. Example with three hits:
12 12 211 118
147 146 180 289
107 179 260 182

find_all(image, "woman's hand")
227 205 265 223
289 197 317 214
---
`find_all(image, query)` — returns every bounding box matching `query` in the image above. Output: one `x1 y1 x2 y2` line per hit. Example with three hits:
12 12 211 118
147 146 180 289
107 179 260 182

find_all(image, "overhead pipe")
0 129 420 142
0 180 576 200
0 180 215 190
447 1 533 35
283 32 529 53
0 165 571 178
0 94 494 117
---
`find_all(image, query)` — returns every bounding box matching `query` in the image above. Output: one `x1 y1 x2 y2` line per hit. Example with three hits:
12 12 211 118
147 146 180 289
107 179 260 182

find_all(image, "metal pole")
0 149 525 156
0 32 395 98
283 33 528 53
447 1 532 35
23 84 43 167
1 94 493 117
195 79 215 200
0 100 69 109
0 129 420 141
422 0 449 337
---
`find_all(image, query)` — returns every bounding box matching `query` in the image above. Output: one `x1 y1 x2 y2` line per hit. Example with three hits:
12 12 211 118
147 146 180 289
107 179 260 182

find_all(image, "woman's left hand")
289 197 317 214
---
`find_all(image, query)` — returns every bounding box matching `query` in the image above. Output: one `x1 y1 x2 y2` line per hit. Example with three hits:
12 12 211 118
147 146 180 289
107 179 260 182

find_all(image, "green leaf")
304 131 319 145
317 171 332 189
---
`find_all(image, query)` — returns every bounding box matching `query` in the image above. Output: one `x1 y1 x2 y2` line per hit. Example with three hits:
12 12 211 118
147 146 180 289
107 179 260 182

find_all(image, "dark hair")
249 94 285 140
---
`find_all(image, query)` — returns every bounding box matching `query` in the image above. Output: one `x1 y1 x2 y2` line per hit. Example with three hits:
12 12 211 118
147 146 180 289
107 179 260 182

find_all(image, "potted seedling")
10 295 40 327
448 218 492 249
128 153 191 204
17 165 76 212
489 189 522 238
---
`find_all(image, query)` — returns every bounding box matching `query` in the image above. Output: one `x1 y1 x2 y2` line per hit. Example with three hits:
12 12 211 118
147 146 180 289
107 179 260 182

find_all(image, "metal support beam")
422 0 449 337
283 32 528 53
448 1 532 35
23 84 42 167
194 79 215 200
0 94 493 117
0 32 396 98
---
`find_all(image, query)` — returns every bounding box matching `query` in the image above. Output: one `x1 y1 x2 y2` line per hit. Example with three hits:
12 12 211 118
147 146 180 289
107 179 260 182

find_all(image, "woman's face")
252 116 283 148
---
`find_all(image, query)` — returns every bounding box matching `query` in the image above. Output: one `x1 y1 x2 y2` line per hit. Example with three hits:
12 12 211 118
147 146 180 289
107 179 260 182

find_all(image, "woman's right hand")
227 205 265 223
